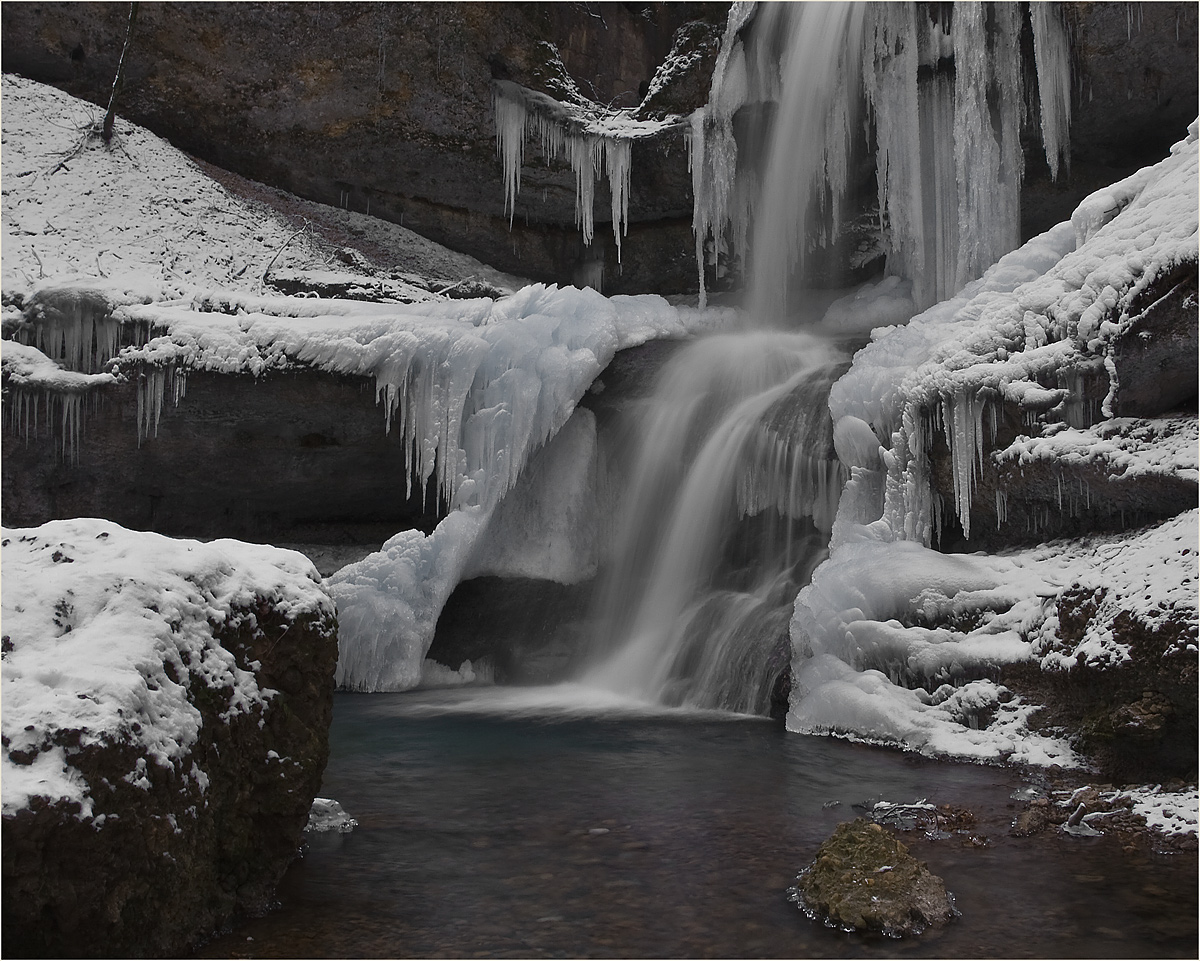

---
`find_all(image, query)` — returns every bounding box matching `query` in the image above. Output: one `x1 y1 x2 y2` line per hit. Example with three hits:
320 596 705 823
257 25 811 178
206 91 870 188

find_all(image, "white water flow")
578 2 1071 714
582 332 847 714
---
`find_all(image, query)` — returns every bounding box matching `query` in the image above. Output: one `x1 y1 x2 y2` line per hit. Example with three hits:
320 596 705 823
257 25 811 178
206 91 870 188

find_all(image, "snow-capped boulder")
1 520 338 957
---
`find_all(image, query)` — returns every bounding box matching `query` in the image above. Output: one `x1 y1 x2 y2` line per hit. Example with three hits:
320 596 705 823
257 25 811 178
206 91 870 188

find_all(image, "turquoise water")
199 689 1197 958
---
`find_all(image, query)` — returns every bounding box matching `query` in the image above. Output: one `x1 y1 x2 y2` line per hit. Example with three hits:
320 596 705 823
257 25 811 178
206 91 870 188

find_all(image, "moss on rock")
789 818 956 937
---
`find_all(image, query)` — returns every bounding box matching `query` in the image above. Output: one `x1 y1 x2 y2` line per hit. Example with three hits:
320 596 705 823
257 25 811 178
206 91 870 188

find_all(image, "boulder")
1 519 339 957
789 819 956 937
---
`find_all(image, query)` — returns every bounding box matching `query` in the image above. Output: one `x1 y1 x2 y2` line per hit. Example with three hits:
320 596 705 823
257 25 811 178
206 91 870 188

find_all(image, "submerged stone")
789 819 956 937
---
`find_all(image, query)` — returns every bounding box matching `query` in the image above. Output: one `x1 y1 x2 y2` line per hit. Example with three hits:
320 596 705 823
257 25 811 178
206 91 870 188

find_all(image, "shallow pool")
198 688 1197 958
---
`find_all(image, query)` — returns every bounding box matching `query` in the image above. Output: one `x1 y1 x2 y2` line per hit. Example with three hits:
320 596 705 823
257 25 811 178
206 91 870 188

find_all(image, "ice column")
1030 3 1073 181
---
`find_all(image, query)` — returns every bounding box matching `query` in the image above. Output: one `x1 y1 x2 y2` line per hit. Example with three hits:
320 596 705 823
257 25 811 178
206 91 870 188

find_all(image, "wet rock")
789 819 956 937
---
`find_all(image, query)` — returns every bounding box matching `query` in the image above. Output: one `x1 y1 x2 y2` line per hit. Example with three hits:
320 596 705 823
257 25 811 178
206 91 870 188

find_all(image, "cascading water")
579 2 1073 715
582 332 847 714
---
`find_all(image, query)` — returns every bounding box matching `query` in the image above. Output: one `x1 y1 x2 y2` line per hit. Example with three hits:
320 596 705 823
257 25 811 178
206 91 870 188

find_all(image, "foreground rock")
789 819 956 937
1 519 339 957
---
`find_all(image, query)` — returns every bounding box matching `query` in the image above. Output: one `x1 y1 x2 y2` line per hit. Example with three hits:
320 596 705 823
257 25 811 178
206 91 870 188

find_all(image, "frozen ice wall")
690 1 1073 314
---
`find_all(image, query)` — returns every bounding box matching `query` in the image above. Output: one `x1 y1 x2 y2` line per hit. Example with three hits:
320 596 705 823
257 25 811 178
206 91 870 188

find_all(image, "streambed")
199 689 1197 958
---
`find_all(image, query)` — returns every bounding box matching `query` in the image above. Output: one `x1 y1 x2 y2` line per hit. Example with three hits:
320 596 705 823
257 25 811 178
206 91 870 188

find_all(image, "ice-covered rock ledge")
788 122 1199 776
1 519 339 957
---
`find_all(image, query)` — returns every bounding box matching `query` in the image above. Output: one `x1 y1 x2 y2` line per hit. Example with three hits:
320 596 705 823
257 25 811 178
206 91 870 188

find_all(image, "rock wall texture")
0 1 725 293
3 3 1193 293
2 366 441 544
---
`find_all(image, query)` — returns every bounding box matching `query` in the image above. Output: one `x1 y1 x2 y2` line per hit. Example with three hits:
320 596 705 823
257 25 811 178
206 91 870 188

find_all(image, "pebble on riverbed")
788 819 957 938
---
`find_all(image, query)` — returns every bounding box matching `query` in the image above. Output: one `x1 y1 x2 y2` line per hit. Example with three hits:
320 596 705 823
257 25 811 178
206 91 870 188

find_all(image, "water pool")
198 688 1197 958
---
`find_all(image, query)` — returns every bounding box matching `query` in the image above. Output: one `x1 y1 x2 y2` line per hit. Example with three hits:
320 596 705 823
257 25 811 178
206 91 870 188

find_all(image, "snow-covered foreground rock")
788 122 1199 776
1 519 338 956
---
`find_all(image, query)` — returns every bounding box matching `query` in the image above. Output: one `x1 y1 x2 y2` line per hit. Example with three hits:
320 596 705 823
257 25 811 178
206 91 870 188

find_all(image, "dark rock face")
1020 3 1199 240
1110 260 1199 418
0 1 721 293
789 819 956 938
429 575 595 684
1 590 339 957
1003 587 1198 782
2 366 440 544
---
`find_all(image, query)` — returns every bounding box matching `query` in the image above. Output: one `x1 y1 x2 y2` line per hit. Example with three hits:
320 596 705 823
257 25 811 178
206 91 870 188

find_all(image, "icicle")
493 86 527 227
1030 3 1072 180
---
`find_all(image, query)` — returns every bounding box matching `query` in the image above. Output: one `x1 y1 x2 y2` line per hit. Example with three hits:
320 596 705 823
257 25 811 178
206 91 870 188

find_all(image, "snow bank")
1 518 334 817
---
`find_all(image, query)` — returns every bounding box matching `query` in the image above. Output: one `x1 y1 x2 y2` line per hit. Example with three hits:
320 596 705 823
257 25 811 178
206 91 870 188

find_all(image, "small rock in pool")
789 818 956 937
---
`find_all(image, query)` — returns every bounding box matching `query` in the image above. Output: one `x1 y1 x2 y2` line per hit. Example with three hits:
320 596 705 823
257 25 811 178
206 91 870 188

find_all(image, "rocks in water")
1 520 340 957
789 819 956 938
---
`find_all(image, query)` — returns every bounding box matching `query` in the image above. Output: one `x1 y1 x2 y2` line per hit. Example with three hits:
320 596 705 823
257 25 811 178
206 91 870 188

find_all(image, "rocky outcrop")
4 4 1193 294
789 819 956 938
1 520 340 957
929 253 1197 549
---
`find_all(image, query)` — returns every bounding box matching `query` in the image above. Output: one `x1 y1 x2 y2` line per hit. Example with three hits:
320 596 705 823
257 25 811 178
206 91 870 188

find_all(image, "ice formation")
492 80 679 262
689 2 1073 313
829 120 1198 543
464 406 609 585
1 519 334 818
785 122 1199 764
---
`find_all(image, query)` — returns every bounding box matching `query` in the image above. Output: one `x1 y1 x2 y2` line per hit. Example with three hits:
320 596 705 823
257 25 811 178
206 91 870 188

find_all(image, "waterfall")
690 1 1071 314
579 2 1073 715
582 332 847 713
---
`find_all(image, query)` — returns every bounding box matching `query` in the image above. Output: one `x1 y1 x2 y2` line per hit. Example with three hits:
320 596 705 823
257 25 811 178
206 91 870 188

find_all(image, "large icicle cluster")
689 2 1073 313
492 80 678 263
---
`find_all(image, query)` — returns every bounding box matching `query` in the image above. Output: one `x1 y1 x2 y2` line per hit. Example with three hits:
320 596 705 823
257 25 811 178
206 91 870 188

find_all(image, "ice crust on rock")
1 519 334 818
829 124 1199 543
788 125 1199 766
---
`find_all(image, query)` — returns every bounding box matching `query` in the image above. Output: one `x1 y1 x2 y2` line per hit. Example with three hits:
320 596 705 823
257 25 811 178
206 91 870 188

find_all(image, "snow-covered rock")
787 124 1199 775
1 519 338 956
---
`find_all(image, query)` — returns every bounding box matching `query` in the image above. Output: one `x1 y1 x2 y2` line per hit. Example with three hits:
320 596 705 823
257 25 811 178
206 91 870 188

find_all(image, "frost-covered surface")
304 797 358 834
830 120 1199 542
788 125 1199 766
1 519 334 818
2 75 327 297
995 416 1198 485
790 509 1199 764
1 74 523 301
1127 787 1199 838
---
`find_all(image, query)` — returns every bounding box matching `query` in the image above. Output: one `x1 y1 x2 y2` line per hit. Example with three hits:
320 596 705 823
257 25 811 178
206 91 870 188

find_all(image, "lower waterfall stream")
581 330 847 714
197 691 1198 959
